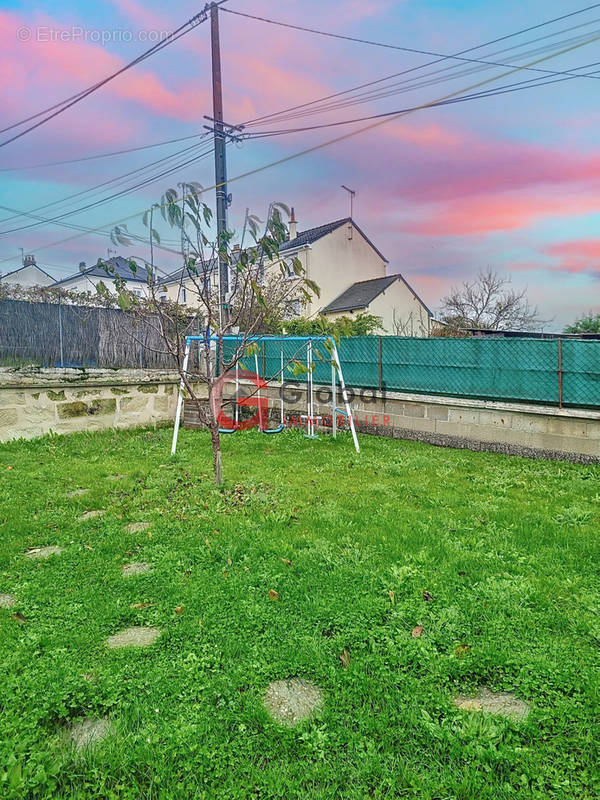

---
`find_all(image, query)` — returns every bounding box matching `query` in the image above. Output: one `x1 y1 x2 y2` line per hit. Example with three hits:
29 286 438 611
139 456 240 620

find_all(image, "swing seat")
219 427 237 435
262 424 285 435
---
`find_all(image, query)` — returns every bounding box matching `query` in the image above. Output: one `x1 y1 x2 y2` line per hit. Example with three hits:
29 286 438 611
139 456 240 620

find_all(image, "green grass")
0 426 599 799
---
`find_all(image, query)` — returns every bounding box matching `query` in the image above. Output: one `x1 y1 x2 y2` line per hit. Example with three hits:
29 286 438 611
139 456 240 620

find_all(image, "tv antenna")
341 185 356 219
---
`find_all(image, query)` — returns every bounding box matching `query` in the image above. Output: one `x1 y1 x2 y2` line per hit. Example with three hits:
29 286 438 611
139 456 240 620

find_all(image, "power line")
242 28 600 129
2 25 596 266
0 144 216 235
0 135 213 229
0 132 210 172
244 62 600 139
0 1 230 149
234 5 600 127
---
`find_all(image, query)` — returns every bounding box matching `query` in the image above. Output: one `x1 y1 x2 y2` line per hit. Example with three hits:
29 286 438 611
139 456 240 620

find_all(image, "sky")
1 0 600 327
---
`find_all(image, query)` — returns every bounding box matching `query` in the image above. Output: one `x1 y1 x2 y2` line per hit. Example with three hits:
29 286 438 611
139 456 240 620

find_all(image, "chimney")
289 207 297 241
79 261 87 273
23 254 36 267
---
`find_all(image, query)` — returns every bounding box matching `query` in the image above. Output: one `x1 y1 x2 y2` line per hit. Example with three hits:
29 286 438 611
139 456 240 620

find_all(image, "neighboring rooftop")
279 217 388 263
322 273 433 316
52 256 151 286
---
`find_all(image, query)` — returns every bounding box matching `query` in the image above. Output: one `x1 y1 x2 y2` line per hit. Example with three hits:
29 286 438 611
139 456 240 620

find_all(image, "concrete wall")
0 367 181 442
185 382 600 463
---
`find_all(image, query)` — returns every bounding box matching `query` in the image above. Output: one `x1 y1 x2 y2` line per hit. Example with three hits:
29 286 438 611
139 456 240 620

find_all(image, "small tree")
283 313 383 337
439 268 546 331
104 187 320 485
564 313 600 334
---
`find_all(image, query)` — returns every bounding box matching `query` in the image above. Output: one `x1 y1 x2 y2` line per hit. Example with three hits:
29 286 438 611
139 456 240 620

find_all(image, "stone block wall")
184 381 600 463
0 367 181 442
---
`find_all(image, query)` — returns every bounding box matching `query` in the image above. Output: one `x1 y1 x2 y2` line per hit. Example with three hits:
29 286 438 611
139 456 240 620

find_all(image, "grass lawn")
0 426 599 799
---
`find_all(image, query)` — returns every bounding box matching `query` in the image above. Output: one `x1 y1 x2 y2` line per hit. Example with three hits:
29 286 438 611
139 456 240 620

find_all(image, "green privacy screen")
219 336 599 408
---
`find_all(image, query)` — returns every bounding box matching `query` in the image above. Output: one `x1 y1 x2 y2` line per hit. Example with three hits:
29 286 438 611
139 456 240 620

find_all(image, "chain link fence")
226 335 599 409
2 301 598 408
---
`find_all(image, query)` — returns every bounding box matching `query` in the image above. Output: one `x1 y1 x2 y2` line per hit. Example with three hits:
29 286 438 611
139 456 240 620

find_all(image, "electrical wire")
2 24 596 267
235 5 600 128
0 134 213 229
0 132 210 172
0 1 230 148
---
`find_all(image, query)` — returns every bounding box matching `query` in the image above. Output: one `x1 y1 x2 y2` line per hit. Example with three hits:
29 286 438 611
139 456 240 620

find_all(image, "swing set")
171 335 360 455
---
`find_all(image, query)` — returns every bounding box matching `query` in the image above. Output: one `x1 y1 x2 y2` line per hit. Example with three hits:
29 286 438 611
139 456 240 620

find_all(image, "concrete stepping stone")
264 679 323 727
454 686 530 721
0 593 16 608
122 562 152 578
79 510 105 522
25 546 63 560
67 489 89 498
126 522 151 534
67 717 114 751
106 627 161 648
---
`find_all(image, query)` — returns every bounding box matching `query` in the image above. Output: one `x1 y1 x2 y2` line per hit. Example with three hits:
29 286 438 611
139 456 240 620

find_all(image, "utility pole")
210 2 229 323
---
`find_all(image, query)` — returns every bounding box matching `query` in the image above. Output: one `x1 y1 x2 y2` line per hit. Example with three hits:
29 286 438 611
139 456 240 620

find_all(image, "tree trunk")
210 424 223 486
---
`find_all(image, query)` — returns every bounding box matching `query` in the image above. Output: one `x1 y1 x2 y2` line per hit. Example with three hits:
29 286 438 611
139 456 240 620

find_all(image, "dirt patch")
0 593 16 608
122 562 152 578
264 679 323 727
25 546 63 560
67 489 90 498
106 627 161 648
126 522 151 534
78 510 105 521
454 686 530 721
67 717 114 751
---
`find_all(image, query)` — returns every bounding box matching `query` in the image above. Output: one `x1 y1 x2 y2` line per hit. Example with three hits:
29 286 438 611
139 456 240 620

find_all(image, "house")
0 255 55 288
50 256 152 298
322 274 432 336
278 212 432 335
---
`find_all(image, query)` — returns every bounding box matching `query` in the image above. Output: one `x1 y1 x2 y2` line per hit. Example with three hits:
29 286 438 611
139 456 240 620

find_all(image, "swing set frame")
171 335 360 455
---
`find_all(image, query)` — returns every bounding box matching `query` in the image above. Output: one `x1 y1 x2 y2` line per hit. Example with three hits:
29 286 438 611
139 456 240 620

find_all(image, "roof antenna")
341 185 356 220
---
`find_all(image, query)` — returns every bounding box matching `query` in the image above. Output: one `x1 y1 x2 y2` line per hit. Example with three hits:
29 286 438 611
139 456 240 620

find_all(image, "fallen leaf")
11 612 26 624
6 466 13 471
281 558 292 566
204 539 211 548
454 644 471 658
339 648 351 669
268 589 279 601
175 606 185 614
244 566 250 573
412 626 424 638
423 591 434 602
147 532 152 539
83 545 93 551
227 558 233 567
131 602 151 610
388 590 395 605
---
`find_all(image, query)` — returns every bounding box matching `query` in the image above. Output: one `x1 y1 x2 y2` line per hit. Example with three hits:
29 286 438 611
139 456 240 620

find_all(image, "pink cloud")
545 239 600 275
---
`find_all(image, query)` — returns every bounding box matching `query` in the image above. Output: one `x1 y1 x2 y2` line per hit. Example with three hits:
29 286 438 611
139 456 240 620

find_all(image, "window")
284 299 302 319
179 287 187 304
160 295 168 304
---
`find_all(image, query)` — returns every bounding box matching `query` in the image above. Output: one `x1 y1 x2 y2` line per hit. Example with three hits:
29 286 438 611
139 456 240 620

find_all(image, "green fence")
221 335 600 408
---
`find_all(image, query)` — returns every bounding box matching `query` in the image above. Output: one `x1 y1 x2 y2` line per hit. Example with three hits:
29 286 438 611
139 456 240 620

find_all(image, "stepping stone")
79 510 105 521
126 522 151 534
25 546 63 560
264 679 323 727
0 593 16 608
122 562 152 578
67 489 89 498
454 686 530 721
67 717 114 751
106 627 161 649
